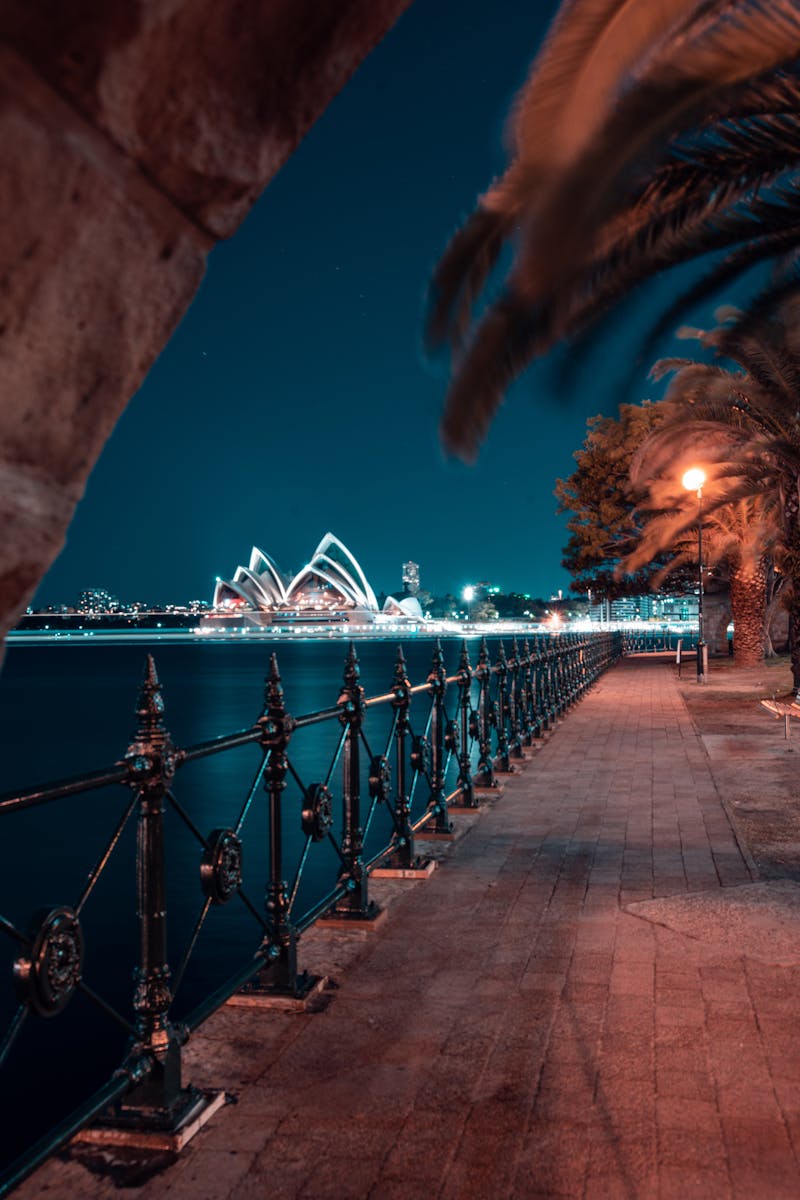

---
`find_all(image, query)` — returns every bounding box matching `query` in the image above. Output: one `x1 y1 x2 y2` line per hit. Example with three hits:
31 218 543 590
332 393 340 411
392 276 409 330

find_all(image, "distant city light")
462 585 475 603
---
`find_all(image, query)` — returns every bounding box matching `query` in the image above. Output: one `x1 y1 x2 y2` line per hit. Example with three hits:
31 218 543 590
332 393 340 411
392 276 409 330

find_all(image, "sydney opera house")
210 533 423 626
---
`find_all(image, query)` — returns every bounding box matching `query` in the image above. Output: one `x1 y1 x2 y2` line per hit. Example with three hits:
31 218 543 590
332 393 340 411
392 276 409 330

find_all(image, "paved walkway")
20 659 800 1199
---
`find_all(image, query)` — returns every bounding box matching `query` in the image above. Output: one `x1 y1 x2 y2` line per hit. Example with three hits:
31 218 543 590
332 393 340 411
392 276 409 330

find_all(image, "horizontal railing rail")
0 631 621 1194
621 631 688 654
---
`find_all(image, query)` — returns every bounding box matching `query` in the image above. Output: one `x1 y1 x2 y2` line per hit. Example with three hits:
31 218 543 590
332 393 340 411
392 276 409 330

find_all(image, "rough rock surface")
0 0 411 642
0 2 411 238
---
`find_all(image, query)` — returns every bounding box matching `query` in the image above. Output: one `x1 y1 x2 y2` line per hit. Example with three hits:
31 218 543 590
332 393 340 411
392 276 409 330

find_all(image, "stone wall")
0 0 411 642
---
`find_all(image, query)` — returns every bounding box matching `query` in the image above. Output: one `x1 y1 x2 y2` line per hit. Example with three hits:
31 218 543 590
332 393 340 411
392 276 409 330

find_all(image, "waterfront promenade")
19 658 800 1198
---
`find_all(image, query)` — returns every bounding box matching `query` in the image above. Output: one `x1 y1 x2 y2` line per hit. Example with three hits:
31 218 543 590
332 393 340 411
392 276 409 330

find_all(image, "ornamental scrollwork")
200 828 244 904
13 906 84 1017
301 783 334 842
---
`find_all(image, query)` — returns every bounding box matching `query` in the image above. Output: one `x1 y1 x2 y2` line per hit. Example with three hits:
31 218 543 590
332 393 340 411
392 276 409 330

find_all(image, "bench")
759 697 800 739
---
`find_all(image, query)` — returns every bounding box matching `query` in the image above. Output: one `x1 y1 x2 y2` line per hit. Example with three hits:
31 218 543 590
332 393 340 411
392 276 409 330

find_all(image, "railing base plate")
416 828 456 842
473 784 505 800
226 973 327 1011
317 903 387 931
75 1088 225 1153
371 859 436 880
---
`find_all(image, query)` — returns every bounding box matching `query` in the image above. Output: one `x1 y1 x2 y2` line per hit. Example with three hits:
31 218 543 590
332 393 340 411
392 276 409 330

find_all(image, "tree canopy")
555 401 672 598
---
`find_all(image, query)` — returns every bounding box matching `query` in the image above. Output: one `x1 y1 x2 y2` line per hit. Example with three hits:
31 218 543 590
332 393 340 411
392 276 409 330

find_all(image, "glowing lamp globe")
682 467 706 492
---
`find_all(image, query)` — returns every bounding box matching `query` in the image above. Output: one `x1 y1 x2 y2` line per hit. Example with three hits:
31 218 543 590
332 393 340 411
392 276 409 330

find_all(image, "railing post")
576 635 587 698
426 640 454 834
474 638 496 788
532 636 546 736
546 637 560 721
385 646 417 869
456 641 477 807
553 638 565 716
573 634 583 698
109 656 208 1133
508 637 524 759
520 638 535 745
563 634 576 705
247 653 314 998
493 642 512 773
330 643 379 921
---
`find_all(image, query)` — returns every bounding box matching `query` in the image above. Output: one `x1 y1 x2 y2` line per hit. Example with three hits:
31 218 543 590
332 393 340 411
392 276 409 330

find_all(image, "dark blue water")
0 637 482 1170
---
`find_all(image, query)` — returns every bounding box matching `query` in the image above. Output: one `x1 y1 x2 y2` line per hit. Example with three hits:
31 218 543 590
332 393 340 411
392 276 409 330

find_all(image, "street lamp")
681 466 707 682
463 585 475 623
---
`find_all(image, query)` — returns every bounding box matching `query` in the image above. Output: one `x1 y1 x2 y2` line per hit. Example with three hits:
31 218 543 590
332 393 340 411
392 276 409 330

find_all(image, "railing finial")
134 655 167 743
344 640 360 690
458 638 471 673
265 652 284 712
393 645 409 696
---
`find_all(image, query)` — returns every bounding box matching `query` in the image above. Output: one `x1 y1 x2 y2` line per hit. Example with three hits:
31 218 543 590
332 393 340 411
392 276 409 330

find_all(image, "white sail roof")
214 533 380 614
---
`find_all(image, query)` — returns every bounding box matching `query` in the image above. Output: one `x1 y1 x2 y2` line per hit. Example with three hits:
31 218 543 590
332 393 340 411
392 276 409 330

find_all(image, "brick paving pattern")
18 659 800 1199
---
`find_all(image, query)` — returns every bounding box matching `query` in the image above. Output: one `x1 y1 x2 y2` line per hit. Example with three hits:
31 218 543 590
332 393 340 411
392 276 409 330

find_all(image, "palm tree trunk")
764 561 787 658
729 559 766 668
786 504 800 693
789 590 800 693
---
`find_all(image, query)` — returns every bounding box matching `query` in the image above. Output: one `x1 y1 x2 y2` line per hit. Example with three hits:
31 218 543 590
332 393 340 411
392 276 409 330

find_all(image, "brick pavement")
18 659 800 1199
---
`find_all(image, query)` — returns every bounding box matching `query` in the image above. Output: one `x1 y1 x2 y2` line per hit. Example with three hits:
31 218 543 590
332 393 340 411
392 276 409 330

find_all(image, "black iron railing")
0 631 621 1194
621 631 688 654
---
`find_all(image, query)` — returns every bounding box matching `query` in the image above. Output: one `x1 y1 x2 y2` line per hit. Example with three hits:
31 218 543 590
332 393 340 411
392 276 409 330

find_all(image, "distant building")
658 593 698 621
610 594 656 622
212 533 423 626
77 588 119 614
402 561 420 596
588 596 612 622
588 593 699 623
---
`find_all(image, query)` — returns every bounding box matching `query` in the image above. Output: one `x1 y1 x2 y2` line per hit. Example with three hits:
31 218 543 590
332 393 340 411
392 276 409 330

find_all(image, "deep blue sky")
35 0 702 607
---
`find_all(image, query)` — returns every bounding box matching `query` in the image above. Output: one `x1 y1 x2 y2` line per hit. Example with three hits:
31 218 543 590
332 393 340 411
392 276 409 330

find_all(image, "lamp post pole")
682 467 707 683
696 489 706 682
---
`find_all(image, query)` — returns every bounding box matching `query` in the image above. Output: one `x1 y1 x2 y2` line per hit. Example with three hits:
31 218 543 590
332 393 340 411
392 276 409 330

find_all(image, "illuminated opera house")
210 533 424 626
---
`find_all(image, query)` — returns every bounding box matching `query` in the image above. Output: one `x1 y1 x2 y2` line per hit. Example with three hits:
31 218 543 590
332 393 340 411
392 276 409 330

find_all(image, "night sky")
35 0 714 608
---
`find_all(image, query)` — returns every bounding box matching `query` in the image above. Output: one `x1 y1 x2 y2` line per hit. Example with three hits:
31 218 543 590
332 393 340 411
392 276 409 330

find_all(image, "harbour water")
0 636 484 1168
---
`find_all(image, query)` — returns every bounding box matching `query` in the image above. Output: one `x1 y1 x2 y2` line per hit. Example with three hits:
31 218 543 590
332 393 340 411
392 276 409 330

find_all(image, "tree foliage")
427 0 800 460
555 401 675 598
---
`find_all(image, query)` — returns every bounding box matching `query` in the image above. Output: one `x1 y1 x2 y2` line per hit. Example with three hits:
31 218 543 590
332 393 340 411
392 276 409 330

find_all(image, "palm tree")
428 0 800 460
623 484 774 668
631 291 800 681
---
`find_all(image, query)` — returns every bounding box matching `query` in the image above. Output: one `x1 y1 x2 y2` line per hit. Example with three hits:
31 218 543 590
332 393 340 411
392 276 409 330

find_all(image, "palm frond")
439 296 538 460
512 176 800 374
512 0 800 307
425 209 510 354
507 0 706 173
638 222 800 366
431 0 800 457
428 0 713 360
704 68 800 122
649 356 711 379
